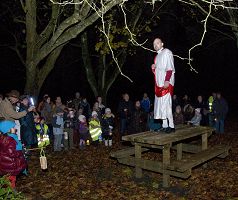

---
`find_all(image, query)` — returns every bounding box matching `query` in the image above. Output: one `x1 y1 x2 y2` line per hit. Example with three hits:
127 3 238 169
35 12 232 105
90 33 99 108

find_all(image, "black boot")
165 127 175 133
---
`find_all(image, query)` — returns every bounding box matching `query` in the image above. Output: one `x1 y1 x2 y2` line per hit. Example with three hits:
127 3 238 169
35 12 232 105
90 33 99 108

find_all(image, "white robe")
154 48 175 123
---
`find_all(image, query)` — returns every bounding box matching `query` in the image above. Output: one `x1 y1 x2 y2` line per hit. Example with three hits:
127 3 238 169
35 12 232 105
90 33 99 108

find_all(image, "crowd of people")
0 89 228 189
117 91 229 135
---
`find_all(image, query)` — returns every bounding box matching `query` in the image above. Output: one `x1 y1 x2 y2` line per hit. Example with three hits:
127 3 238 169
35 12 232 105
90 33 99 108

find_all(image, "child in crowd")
173 105 184 125
35 117 50 148
89 111 102 144
101 108 115 147
183 104 194 122
63 108 77 150
78 115 89 149
187 108 202 126
0 120 27 189
72 108 84 148
52 111 64 151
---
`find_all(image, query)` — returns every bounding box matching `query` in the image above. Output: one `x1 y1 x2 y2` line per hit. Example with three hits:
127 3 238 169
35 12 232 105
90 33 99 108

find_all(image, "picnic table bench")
111 125 230 187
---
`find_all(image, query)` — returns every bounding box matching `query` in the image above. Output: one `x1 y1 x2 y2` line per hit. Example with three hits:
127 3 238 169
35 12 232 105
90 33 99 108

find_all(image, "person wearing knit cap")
18 95 38 148
0 90 35 122
187 108 202 126
0 120 27 189
101 108 115 147
77 115 89 149
89 110 102 144
91 111 98 117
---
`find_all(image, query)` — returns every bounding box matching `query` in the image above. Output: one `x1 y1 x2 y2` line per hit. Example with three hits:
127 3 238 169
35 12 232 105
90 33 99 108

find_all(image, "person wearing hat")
89 111 102 144
0 90 35 122
101 108 115 147
187 108 202 126
0 120 27 189
78 114 89 149
18 95 38 148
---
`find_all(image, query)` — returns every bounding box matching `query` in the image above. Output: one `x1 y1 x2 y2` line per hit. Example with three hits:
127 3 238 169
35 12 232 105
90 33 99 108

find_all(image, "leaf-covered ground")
18 117 238 200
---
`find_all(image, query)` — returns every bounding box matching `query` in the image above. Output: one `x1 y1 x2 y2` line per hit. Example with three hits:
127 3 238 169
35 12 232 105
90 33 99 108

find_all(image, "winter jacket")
141 98 151 113
52 115 64 135
101 115 114 136
0 98 27 121
131 108 147 133
78 121 89 140
173 112 184 125
189 113 202 126
117 100 133 119
41 102 53 124
19 104 38 146
213 97 228 120
0 134 27 176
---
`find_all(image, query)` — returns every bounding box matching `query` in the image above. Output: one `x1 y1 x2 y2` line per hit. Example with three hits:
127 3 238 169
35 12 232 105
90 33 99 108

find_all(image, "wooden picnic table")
111 125 230 187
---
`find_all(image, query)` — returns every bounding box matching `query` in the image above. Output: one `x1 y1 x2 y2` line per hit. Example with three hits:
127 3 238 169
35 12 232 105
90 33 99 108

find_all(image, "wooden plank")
177 143 183 160
132 126 196 144
143 128 213 146
132 126 205 144
135 143 142 178
163 144 171 187
111 143 202 160
167 145 231 172
132 142 202 153
202 132 208 168
122 124 192 142
122 131 154 141
118 157 191 179
110 147 149 159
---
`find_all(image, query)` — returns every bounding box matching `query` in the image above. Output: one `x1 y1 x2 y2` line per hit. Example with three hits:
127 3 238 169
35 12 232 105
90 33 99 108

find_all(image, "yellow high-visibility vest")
36 124 50 147
208 96 214 112
89 119 102 141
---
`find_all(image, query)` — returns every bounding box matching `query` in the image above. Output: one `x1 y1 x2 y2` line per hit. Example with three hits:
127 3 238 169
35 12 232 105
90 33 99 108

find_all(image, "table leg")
202 132 208 168
163 144 171 187
135 143 142 178
177 143 182 160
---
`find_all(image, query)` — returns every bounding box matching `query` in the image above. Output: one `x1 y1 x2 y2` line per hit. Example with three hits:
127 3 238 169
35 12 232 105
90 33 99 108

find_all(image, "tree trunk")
24 62 37 95
81 32 99 97
24 46 64 96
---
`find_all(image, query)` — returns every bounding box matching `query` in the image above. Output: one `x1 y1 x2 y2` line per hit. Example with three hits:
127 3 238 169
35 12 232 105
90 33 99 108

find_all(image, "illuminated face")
176 106 181 114
153 38 163 51
22 98 29 106
124 94 129 101
97 96 102 103
135 101 140 107
197 96 203 103
94 102 99 109
9 97 19 104
75 92 80 98
46 97 51 104
56 97 61 104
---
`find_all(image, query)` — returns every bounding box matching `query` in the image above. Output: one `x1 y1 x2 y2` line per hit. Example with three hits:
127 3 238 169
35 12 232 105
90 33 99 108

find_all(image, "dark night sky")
0 5 238 113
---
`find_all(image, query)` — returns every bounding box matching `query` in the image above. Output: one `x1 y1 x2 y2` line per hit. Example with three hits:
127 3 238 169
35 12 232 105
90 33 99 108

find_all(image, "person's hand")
124 109 128 112
151 64 156 70
163 81 170 88
28 106 35 112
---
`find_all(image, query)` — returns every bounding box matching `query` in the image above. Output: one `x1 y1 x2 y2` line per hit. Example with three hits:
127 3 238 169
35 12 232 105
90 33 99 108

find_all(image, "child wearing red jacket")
0 120 27 189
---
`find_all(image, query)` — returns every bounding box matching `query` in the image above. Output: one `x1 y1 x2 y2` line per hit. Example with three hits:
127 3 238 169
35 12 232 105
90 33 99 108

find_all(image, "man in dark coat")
117 93 133 136
213 92 228 133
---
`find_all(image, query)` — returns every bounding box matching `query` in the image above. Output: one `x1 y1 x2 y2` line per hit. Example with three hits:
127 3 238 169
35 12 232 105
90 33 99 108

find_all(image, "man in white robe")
151 38 175 133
